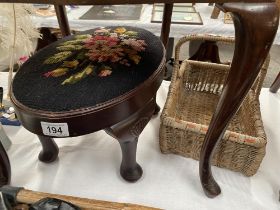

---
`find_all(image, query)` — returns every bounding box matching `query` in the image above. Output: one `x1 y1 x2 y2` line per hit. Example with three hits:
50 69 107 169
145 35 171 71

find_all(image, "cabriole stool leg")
199 2 279 198
37 135 59 163
105 98 155 182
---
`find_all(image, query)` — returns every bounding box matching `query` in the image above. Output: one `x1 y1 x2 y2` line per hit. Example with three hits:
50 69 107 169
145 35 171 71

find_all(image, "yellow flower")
123 48 137 55
85 65 94 75
128 54 141 64
114 27 126 34
62 60 79 68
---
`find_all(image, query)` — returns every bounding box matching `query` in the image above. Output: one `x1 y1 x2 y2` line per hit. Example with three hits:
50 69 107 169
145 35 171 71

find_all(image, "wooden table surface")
0 0 275 4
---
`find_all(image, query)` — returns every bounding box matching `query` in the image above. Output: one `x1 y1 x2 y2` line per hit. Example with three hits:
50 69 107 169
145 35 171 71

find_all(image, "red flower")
84 36 119 48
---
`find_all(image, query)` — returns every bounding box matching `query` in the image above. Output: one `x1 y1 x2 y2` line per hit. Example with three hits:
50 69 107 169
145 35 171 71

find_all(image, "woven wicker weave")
159 34 269 176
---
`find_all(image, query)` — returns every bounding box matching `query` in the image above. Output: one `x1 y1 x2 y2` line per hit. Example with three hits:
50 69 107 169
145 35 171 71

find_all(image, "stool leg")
118 137 142 182
37 135 59 163
199 3 279 198
270 72 280 93
105 98 155 182
0 142 11 186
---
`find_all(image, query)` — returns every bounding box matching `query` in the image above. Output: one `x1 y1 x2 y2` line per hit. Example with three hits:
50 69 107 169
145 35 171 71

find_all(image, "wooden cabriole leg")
270 72 280 93
199 3 279 198
105 98 156 182
54 5 71 37
37 135 59 163
0 142 11 186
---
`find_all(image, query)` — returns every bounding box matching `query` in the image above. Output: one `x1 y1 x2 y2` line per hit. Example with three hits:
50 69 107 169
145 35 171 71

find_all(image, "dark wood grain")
199 2 279 198
160 3 173 48
0 142 10 187
54 5 71 37
0 0 275 4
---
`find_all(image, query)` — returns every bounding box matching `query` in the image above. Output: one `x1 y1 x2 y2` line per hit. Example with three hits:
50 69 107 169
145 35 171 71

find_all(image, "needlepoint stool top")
12 26 164 112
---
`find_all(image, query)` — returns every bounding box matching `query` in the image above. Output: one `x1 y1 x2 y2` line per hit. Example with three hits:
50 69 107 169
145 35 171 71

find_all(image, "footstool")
11 26 165 182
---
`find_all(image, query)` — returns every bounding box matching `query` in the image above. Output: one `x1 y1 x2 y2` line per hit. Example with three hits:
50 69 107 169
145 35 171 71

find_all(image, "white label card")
41 122 69 137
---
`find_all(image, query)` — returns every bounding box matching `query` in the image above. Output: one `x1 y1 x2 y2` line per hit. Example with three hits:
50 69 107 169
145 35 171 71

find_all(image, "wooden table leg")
0 142 11 186
270 72 280 93
199 2 279 198
160 3 173 48
211 5 221 19
54 5 71 37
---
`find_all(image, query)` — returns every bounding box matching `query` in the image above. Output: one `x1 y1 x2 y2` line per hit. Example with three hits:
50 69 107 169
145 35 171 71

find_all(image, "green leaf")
60 39 85 46
62 64 94 85
75 34 91 40
44 68 69 77
44 51 72 64
124 31 138 37
76 52 86 60
57 44 83 51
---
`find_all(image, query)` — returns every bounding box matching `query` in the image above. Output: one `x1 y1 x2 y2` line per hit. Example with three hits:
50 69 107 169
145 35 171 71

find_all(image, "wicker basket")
159 34 269 176
277 0 280 10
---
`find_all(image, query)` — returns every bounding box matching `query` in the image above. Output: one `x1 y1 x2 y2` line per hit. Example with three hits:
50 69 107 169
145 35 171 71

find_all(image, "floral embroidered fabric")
12 26 164 112
43 27 147 85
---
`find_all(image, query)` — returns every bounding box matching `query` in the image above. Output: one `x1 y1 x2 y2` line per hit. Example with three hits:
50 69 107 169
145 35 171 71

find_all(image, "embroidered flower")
110 33 118 38
86 46 124 63
43 27 147 85
122 39 147 52
18 56 29 65
114 27 126 34
99 69 112 77
94 28 111 34
128 54 142 65
84 35 119 47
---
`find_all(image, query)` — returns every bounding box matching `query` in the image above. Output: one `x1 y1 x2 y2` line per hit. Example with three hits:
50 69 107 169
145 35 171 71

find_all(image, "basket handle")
174 34 235 72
